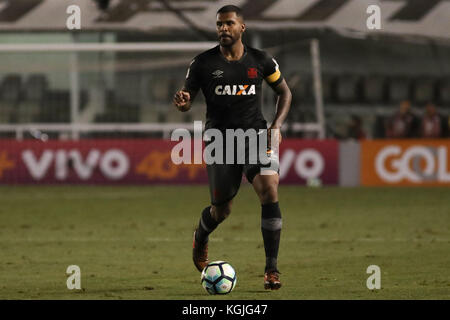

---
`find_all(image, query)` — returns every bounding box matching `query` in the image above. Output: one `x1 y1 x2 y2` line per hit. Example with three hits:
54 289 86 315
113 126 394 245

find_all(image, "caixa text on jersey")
215 84 256 96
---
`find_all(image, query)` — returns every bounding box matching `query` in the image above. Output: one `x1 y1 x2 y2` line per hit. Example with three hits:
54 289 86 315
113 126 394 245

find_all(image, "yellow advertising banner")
361 140 450 186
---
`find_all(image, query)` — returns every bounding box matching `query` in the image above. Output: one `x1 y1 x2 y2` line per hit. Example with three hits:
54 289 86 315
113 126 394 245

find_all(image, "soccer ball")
201 261 237 295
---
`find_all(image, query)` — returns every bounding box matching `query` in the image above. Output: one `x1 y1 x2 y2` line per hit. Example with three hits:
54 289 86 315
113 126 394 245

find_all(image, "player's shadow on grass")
174 292 219 297
172 292 214 300
239 290 272 294
82 288 211 299
72 287 154 295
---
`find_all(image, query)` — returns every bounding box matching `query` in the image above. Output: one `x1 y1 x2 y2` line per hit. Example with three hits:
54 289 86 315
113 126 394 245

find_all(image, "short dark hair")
217 5 243 19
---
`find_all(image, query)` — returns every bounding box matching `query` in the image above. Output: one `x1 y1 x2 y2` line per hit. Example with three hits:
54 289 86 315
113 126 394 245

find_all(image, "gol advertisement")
361 140 450 186
0 139 338 185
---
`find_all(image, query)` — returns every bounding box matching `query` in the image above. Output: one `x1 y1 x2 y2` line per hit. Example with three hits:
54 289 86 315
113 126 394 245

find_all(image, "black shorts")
205 130 279 206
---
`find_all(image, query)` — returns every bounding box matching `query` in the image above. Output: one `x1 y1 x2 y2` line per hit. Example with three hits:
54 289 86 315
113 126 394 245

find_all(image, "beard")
218 35 237 47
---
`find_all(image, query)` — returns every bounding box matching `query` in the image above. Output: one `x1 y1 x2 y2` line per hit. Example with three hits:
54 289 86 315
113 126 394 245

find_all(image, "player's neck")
220 41 245 61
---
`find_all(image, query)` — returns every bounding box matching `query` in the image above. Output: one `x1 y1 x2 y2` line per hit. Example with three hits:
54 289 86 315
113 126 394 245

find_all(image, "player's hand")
173 90 191 112
268 125 282 146
267 125 282 157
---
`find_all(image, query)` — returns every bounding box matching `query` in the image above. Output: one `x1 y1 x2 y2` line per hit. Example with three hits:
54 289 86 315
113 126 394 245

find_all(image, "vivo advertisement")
0 139 339 185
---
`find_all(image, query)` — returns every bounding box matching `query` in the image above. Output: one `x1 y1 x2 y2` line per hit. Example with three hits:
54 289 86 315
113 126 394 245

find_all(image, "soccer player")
173 5 292 290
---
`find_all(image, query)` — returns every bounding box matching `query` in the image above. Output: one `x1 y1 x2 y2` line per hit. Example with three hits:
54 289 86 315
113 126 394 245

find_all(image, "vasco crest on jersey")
247 67 258 79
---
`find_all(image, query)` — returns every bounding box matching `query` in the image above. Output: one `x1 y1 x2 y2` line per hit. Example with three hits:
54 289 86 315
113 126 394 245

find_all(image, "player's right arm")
173 58 201 112
173 89 192 112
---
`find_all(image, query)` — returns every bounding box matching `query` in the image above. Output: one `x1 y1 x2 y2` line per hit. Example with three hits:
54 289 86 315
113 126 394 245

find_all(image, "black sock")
261 202 282 272
195 206 219 244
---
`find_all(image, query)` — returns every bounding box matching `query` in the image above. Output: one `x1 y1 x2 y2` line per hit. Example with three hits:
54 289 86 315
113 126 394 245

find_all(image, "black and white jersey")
184 45 283 131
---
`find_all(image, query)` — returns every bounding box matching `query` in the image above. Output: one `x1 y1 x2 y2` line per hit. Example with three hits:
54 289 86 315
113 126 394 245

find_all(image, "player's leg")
193 200 233 272
193 163 243 272
195 200 233 245
251 172 282 290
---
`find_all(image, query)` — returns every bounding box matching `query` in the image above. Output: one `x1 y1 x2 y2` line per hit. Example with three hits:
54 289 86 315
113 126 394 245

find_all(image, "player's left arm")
263 55 292 142
270 79 292 131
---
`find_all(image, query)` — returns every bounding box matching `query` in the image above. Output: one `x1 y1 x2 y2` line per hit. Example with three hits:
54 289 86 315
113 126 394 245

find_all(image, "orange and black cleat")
192 230 209 272
264 270 282 290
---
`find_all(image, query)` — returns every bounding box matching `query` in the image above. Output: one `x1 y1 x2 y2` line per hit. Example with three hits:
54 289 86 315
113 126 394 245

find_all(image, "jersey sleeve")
183 58 202 98
263 54 283 88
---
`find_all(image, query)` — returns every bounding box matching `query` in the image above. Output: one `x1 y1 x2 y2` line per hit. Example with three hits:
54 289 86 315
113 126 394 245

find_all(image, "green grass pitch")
0 185 448 299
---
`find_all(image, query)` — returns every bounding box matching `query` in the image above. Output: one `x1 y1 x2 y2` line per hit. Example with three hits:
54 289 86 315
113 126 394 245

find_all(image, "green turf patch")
0 185 448 299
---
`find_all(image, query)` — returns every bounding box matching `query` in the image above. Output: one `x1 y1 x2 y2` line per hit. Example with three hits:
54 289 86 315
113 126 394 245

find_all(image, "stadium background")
0 0 449 300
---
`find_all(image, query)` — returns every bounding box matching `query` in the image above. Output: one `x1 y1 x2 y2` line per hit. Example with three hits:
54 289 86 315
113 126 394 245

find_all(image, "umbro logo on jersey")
215 85 256 96
212 70 224 78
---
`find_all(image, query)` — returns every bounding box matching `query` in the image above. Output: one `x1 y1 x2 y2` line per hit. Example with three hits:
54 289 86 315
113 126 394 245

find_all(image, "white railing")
0 42 219 53
0 40 325 140
0 122 322 140
0 123 193 140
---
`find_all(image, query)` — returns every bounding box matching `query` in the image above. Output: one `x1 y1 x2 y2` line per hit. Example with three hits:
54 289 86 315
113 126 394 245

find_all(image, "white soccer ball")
201 261 237 295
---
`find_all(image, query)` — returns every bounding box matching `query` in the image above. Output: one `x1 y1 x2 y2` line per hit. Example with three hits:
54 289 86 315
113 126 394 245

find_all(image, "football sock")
195 206 219 244
261 201 282 272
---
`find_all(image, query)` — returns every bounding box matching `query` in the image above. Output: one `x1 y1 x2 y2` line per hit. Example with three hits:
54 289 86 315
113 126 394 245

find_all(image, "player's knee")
260 184 278 204
211 202 232 223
